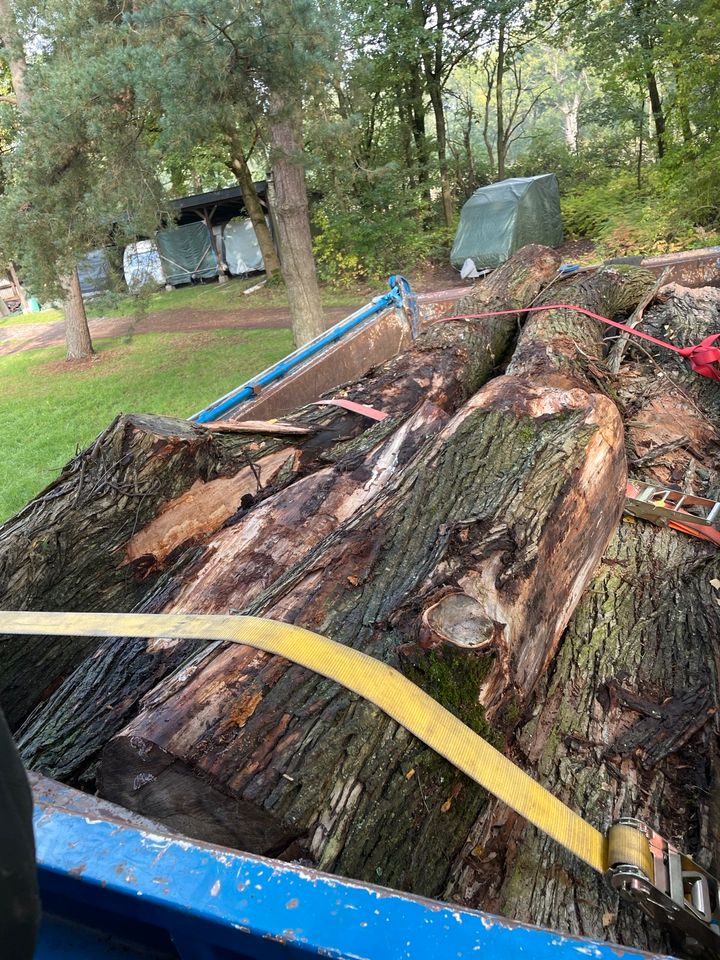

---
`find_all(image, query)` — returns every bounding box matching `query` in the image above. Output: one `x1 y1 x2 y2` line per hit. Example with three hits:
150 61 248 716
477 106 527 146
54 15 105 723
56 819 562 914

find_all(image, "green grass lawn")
0 276 368 328
0 326 294 523
0 310 58 328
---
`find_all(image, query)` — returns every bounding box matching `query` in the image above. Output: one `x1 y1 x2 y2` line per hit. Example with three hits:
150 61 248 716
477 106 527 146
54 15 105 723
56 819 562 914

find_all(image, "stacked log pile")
3 248 720 954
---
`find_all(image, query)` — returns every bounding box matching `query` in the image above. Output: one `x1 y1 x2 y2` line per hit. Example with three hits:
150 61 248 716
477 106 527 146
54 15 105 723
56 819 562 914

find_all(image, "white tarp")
223 218 265 275
123 240 166 290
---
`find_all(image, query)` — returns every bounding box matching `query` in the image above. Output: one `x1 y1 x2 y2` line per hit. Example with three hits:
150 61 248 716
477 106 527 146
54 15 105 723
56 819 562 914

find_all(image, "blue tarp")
77 248 114 297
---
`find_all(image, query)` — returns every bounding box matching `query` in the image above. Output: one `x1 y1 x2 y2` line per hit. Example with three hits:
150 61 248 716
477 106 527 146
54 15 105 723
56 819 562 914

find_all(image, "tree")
348 0 488 227
566 0 673 160
98 0 334 344
1 0 336 347
0 0 94 360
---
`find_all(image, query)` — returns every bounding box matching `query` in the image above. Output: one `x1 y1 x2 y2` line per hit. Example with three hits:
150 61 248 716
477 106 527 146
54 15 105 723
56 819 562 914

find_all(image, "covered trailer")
123 240 165 291
223 217 265 275
76 248 115 298
450 174 563 271
156 221 219 286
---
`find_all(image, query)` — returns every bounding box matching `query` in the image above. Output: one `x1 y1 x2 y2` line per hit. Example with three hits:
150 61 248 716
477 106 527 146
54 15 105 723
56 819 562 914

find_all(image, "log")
92 267 651 896
0 413 298 727
16 244 560 778
18 400 449 782
443 282 720 953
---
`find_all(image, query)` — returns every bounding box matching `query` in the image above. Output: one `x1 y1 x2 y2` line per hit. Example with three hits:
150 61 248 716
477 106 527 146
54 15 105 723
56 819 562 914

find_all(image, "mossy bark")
16 245 559 779
444 282 720 954
92 268 648 897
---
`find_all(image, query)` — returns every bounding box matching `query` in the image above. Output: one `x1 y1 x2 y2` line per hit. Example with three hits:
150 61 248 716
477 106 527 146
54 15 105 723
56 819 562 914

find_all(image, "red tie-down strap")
677 334 720 382
315 398 388 421
434 304 720 382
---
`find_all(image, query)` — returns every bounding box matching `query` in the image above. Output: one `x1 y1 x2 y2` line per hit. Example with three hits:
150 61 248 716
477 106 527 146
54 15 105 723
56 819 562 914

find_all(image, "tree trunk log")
16 244 560 783
93 268 649 896
444 282 720 953
0 414 299 728
61 268 94 361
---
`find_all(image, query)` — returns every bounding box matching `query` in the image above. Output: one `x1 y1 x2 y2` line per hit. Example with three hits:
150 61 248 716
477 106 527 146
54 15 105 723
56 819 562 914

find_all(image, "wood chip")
200 419 314 436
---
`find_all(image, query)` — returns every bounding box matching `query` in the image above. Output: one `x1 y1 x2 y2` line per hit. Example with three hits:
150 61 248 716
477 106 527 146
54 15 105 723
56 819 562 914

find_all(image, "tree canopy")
0 0 718 313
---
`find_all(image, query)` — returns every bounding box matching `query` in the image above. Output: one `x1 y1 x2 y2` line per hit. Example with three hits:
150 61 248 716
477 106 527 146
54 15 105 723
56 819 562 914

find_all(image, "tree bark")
8 262 28 312
0 414 302 728
406 69 432 208
645 68 666 159
444 282 720 952
92 268 651 894
268 97 324 346
428 82 454 227
0 0 27 108
496 21 506 180
17 245 561 786
226 131 281 277
61 268 94 361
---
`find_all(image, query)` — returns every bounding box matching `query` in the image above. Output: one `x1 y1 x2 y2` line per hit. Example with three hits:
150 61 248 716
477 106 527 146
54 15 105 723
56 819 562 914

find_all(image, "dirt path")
0 306 351 358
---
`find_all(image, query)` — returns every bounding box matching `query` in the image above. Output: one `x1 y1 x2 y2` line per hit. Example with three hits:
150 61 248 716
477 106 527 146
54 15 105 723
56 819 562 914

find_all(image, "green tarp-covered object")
450 174 563 270
156 221 219 286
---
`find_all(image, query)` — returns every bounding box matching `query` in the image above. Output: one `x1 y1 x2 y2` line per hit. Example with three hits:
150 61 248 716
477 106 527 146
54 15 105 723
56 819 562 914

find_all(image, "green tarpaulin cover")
156 221 219 286
450 174 563 270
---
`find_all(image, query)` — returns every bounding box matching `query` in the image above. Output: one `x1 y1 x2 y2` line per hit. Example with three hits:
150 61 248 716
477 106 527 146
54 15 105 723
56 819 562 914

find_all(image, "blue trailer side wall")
33 777 673 960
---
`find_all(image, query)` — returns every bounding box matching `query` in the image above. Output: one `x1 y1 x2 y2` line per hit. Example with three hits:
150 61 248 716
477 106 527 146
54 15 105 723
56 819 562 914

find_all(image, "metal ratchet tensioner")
625 481 720 531
608 818 720 957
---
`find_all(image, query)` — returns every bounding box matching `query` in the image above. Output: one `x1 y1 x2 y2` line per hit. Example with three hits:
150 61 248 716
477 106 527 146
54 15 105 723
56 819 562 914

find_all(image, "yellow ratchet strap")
0 610 606 872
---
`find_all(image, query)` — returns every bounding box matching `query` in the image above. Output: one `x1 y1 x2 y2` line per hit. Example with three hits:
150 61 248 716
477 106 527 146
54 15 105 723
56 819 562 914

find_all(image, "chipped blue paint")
32 778 676 960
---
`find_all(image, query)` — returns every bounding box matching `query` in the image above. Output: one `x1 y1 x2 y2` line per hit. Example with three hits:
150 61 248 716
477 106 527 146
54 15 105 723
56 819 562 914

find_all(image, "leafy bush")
313 198 453 285
561 172 720 257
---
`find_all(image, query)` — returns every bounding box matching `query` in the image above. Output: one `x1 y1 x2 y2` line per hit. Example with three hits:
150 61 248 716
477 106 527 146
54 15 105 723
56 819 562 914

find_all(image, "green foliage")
313 201 452 284
0 0 341 299
562 173 720 258
1 0 719 309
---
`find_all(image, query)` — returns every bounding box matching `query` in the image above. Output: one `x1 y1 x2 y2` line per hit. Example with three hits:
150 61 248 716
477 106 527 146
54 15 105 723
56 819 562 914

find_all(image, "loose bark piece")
15 245 560 769
444 282 720 954
200 420 315 436
95 268 645 897
606 268 670 374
